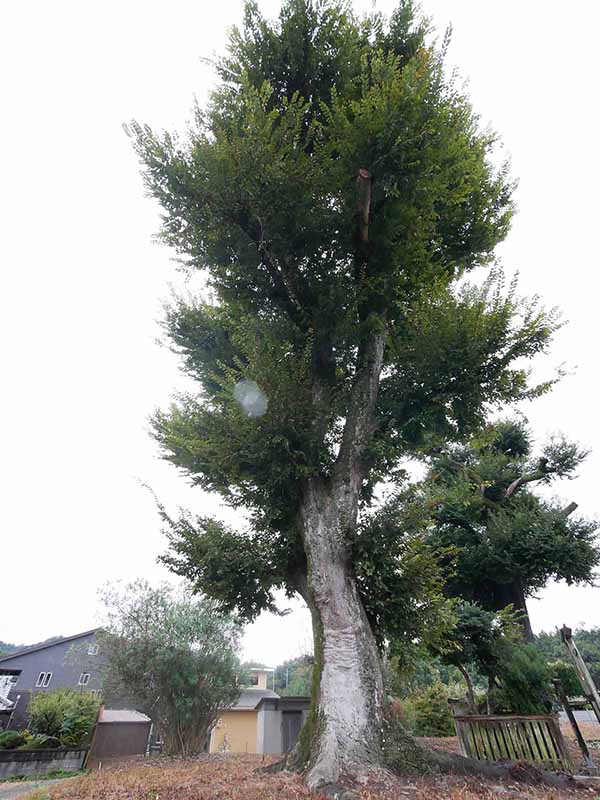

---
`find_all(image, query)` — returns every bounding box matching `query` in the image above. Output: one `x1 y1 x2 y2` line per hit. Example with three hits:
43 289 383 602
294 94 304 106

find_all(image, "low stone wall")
0 748 87 779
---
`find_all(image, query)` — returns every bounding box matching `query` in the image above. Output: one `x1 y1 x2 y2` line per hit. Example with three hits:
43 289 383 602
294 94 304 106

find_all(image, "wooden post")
561 625 600 725
554 679 595 771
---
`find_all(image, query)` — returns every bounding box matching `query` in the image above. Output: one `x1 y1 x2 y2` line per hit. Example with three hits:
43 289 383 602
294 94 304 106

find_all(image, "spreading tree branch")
504 458 550 498
234 210 308 330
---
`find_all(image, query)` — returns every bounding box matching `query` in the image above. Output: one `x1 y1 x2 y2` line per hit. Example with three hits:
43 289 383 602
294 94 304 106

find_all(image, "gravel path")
0 778 70 800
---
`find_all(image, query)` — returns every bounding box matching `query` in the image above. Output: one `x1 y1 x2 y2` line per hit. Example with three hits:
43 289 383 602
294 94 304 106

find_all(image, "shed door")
282 710 303 752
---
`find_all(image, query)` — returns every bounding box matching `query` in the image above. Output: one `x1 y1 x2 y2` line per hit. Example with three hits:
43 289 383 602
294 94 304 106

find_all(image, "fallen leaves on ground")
20 754 599 800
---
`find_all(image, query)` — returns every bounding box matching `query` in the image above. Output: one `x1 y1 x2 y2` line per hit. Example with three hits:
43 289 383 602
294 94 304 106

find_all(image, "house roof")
99 709 151 724
0 629 101 663
231 688 280 710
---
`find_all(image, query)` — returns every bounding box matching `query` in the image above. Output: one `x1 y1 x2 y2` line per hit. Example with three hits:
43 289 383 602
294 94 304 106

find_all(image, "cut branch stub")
356 168 372 246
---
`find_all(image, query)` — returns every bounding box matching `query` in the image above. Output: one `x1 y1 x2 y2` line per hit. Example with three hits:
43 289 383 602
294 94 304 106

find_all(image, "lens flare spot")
233 379 268 418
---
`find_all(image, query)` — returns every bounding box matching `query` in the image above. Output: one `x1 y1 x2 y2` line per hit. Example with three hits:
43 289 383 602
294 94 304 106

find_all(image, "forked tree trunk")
299 477 385 791
456 664 477 713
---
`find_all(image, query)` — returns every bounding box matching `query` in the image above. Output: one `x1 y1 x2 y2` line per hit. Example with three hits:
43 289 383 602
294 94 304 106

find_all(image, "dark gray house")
0 629 102 730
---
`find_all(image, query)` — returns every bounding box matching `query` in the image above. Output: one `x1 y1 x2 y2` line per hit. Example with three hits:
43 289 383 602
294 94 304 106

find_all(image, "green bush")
18 733 60 750
0 730 26 750
28 690 100 748
549 659 581 698
491 643 553 715
401 683 455 738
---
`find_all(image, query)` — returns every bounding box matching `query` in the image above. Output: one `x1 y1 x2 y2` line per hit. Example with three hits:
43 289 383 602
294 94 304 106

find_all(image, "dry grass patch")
21 754 599 800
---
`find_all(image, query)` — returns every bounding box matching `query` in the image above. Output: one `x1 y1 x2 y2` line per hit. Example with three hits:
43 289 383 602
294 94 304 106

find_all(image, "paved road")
0 778 69 800
559 710 600 725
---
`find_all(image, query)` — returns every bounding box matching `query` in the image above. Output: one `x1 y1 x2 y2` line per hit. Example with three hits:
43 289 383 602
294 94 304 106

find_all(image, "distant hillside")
0 636 64 658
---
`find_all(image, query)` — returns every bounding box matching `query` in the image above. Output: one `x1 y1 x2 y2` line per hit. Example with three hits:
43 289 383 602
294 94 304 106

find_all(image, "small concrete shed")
89 708 152 759
209 690 310 754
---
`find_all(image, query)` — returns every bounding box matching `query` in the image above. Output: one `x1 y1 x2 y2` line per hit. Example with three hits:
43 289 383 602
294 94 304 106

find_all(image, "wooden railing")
452 714 573 772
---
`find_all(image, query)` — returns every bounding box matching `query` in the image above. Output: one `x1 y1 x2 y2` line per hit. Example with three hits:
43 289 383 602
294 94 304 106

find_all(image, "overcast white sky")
1 0 599 663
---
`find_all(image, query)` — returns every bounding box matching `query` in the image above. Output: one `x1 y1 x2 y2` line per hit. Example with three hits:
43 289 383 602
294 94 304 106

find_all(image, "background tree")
394 601 562 716
131 0 562 786
98 580 242 756
536 627 600 688
0 643 17 659
428 601 520 713
432 602 554 715
422 419 598 640
274 655 314 697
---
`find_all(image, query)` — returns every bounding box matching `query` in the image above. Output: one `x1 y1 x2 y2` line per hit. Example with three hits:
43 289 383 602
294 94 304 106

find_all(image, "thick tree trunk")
492 581 534 642
299 477 385 791
512 582 534 642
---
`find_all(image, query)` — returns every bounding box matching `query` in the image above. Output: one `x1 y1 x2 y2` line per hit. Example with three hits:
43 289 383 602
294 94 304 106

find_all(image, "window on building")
87 644 99 656
250 674 259 686
36 672 53 688
78 673 90 686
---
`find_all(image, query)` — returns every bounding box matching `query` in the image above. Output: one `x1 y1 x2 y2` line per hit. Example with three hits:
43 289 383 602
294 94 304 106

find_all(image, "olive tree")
98 581 242 756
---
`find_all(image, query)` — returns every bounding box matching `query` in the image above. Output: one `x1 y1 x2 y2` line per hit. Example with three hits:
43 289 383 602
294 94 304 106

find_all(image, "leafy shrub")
400 683 455 737
28 690 100 748
18 733 60 750
59 707 97 748
0 730 25 750
549 659 581 698
491 643 553 714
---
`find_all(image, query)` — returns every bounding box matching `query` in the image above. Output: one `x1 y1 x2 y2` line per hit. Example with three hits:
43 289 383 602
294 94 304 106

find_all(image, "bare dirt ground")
16 751 600 800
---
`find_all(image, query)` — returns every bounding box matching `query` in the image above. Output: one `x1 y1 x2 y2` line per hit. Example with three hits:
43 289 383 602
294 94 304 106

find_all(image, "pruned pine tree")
423 420 599 641
130 0 561 787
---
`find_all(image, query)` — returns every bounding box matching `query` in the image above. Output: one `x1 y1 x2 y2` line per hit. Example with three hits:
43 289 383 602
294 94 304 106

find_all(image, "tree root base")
257 717 585 795
383 715 583 791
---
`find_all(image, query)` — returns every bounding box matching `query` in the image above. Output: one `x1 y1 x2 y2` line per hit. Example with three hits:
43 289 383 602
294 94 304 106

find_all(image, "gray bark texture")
300 477 385 790
298 321 388 789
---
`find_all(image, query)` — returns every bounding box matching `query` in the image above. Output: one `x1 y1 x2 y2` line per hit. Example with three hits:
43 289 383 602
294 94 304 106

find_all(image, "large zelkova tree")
130 0 564 788
422 420 599 641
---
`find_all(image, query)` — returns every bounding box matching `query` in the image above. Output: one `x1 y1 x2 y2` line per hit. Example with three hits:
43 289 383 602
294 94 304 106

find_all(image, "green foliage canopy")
421 419 598 619
131 0 561 648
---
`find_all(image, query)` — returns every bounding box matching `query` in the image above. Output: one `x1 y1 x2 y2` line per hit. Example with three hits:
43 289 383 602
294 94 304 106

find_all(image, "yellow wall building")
209 668 310 755
211 709 258 754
